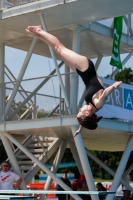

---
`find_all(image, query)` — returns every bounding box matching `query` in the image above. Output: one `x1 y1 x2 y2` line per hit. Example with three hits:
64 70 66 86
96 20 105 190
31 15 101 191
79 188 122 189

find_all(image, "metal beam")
71 126 99 200
86 148 133 192
95 56 103 71
44 140 68 190
24 138 62 184
0 116 133 133
4 37 38 120
0 42 5 121
39 13 71 115
107 135 133 200
4 132 82 200
124 15 133 36
88 22 133 46
7 61 64 120
69 141 83 174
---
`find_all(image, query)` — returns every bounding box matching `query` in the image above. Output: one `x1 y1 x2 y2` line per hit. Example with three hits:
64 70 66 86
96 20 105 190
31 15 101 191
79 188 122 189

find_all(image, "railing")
4 0 41 8
1 73 71 121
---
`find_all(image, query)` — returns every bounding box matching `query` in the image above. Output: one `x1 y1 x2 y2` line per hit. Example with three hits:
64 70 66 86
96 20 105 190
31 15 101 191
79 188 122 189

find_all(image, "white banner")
97 78 133 121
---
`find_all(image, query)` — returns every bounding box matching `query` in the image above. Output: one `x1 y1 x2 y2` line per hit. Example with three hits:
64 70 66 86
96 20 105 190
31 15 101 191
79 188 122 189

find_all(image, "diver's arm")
74 125 83 137
95 81 122 109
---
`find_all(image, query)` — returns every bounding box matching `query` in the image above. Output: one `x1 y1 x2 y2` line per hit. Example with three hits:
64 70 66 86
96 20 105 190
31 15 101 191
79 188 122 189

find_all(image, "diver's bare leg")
26 26 88 72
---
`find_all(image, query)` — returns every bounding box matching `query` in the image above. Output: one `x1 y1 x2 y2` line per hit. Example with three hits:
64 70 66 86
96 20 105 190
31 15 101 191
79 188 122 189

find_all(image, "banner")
110 17 123 69
97 78 133 121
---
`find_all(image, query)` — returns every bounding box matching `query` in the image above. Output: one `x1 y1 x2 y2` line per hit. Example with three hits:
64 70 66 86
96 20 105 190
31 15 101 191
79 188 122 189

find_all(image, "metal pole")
8 61 64 120
0 0 5 9
78 89 86 109
65 64 70 115
59 85 61 116
34 94 37 119
41 140 68 200
72 126 99 200
4 37 38 120
95 56 103 71
69 141 83 174
70 26 79 115
1 134 27 190
70 26 99 200
39 13 71 115
86 148 133 192
44 140 68 190
106 136 133 200
0 42 4 121
4 132 82 200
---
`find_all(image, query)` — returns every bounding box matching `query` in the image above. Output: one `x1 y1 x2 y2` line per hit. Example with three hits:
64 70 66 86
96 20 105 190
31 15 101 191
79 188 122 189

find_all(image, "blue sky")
5 17 133 80
5 17 133 111
5 46 133 80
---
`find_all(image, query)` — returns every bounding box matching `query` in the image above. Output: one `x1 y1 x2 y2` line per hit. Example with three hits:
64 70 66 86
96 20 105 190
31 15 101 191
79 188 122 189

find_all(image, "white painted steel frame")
0 5 132 200
70 26 99 200
86 148 133 192
39 13 72 115
69 141 83 174
43 139 68 199
24 138 62 184
0 42 27 190
7 61 64 120
107 136 133 200
4 38 38 120
3 132 82 200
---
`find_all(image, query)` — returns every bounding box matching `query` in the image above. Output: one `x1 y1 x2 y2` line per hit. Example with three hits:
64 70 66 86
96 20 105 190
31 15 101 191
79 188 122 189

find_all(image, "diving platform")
0 0 132 58
0 116 132 151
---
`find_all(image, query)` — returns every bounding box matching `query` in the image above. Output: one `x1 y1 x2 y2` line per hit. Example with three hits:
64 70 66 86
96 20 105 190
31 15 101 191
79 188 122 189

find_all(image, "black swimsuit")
76 59 104 110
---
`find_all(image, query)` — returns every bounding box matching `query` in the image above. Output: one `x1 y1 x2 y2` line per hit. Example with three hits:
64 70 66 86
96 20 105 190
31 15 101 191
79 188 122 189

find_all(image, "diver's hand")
74 125 82 137
113 81 122 88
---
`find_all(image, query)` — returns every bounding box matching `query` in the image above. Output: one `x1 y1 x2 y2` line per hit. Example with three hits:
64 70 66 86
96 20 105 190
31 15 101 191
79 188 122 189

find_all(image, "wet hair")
77 113 102 130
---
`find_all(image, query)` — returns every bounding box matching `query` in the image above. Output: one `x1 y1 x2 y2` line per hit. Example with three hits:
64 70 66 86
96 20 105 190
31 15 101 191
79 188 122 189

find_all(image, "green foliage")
104 74 110 79
114 67 133 84
89 151 123 179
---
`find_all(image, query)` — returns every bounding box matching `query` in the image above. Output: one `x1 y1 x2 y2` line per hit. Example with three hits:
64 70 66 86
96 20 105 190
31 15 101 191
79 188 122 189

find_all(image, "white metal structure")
0 1 133 200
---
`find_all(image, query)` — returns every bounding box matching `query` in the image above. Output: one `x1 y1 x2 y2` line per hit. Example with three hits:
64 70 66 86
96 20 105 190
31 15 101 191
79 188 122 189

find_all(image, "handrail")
0 190 116 195
5 0 40 8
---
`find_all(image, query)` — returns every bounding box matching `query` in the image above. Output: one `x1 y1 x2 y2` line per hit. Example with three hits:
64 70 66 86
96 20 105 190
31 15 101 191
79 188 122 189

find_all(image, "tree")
114 67 133 84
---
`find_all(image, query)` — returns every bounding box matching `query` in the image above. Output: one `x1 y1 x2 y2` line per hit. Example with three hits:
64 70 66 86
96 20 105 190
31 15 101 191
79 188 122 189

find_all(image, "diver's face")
77 105 91 118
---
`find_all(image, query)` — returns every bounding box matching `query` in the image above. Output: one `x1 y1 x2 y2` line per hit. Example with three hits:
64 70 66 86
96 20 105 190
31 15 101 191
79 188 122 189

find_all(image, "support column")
0 42 5 120
3 132 82 200
69 141 83 174
4 37 38 119
86 148 133 192
70 27 99 200
8 61 64 120
106 136 133 200
70 26 80 114
0 0 5 9
44 140 68 189
65 64 70 115
39 14 71 115
95 56 103 71
72 127 99 200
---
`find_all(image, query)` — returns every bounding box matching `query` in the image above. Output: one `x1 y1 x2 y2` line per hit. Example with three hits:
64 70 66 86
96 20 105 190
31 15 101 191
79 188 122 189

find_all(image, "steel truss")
0 2 132 200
